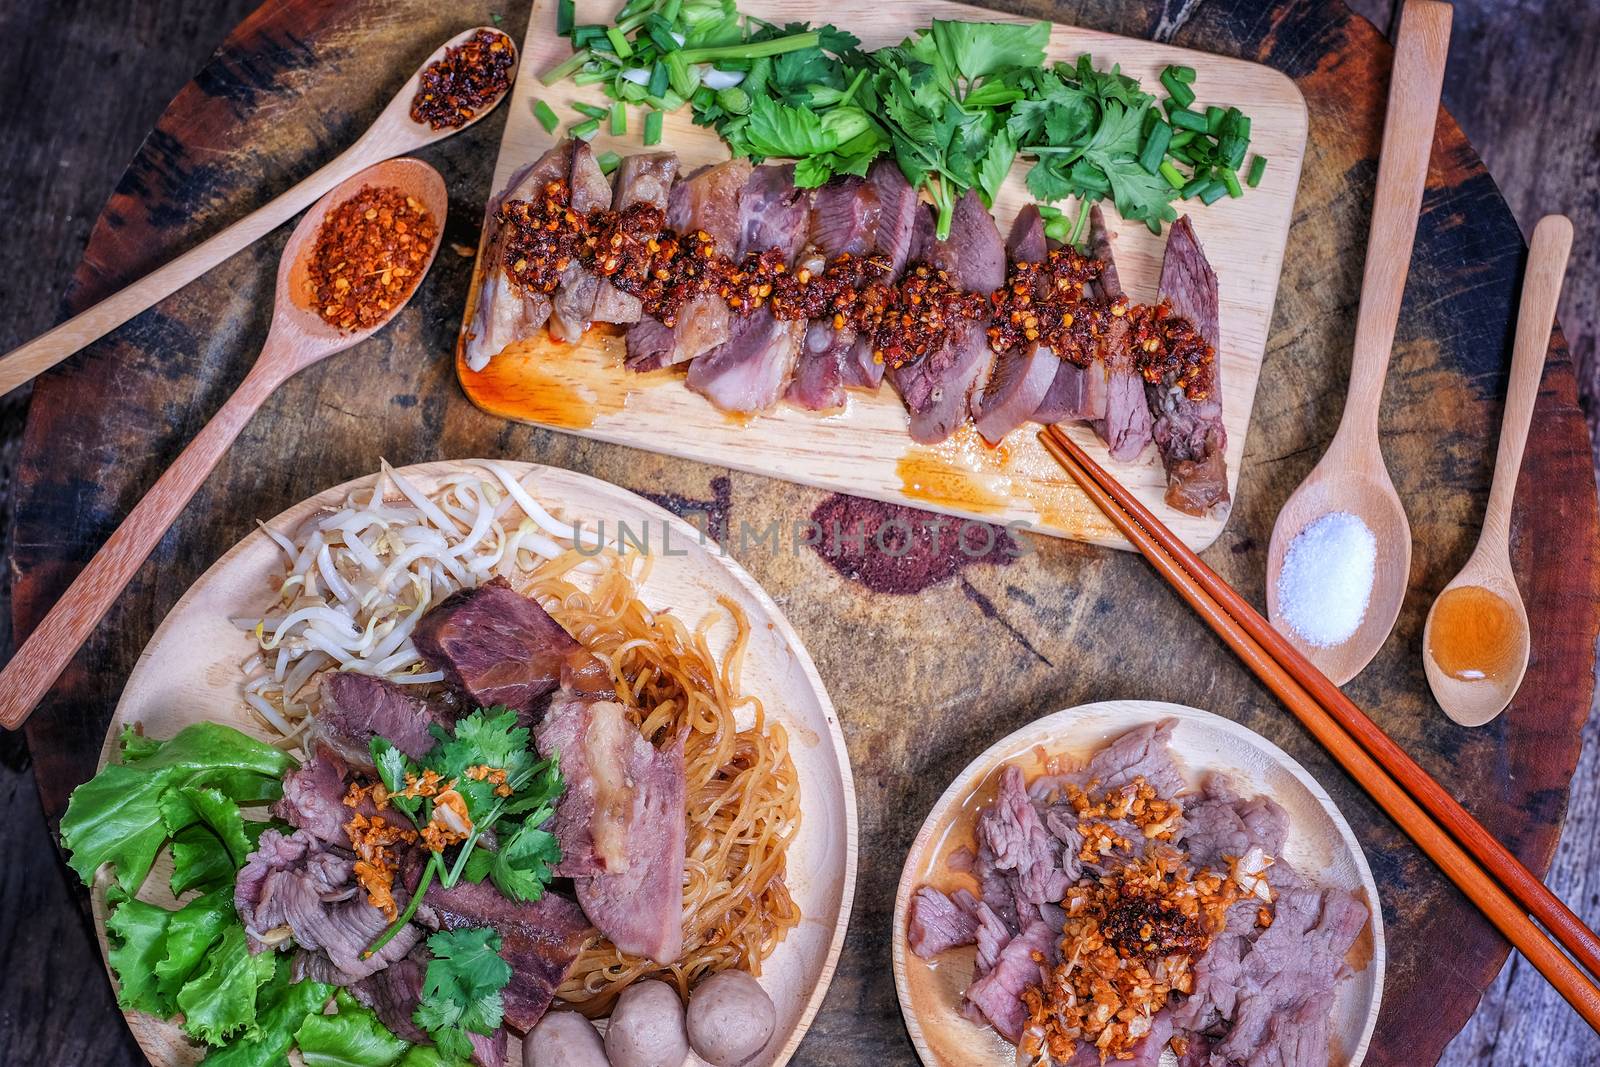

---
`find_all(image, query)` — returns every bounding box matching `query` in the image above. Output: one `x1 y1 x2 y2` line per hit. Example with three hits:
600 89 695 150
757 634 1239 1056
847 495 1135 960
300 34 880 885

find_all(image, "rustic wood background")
1 1 1596 1065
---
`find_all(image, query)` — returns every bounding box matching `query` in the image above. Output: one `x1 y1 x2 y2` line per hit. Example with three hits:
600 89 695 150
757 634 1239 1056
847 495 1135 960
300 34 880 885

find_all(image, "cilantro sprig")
364 708 564 957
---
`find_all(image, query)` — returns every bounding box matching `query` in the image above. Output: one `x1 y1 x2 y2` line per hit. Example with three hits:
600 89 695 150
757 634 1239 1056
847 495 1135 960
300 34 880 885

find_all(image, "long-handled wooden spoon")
0 158 447 730
0 26 509 396
1265 0 1451 684
1423 214 1573 727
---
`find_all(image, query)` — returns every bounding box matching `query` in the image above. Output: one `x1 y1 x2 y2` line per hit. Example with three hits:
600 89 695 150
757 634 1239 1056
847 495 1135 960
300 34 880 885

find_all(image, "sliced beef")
548 142 614 342
272 743 413 848
973 206 1062 443
625 158 752 370
413 868 592 1033
1150 214 1229 516
235 828 420 981
1083 206 1151 459
788 159 920 406
976 764 1071 907
463 143 572 371
1030 720 1188 803
686 165 811 413
962 919 1055 1043
536 695 688 964
887 192 1006 443
907 886 981 958
592 152 678 324
412 576 584 722
309 671 450 774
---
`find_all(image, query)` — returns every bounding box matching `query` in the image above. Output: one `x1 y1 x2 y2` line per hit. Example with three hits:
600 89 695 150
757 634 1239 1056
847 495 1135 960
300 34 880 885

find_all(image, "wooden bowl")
89 459 858 1067
891 700 1384 1067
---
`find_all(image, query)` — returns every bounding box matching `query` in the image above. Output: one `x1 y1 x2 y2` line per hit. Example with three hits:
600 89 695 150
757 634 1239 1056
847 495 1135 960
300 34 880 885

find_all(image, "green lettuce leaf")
200 957 331 1067
176 923 277 1046
61 723 293 893
155 888 236 1004
106 897 178 1016
296 990 412 1067
171 821 269 897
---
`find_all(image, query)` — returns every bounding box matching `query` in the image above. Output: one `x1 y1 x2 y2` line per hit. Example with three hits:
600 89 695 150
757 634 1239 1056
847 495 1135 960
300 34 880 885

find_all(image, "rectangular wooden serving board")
456 0 1308 550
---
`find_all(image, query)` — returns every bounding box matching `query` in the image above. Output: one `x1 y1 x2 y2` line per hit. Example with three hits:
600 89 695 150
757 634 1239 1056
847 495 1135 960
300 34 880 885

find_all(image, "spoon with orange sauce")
1424 214 1573 727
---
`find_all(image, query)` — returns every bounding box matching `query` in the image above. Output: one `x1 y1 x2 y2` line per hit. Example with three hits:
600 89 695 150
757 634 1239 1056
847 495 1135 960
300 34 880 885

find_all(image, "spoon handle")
1340 0 1452 449
0 352 288 729
1477 215 1574 558
0 139 378 398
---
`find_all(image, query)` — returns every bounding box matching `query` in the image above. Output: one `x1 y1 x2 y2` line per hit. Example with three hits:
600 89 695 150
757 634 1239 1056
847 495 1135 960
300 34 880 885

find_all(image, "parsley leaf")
925 18 1049 85
464 817 563 902
414 928 512 1057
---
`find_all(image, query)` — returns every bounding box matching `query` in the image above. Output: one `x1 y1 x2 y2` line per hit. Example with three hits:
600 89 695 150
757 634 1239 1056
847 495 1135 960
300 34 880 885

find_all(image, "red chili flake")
410 29 516 130
306 185 436 332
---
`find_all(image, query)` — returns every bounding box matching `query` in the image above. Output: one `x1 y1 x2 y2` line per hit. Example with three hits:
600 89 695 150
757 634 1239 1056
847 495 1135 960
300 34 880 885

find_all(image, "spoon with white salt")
1265 0 1451 683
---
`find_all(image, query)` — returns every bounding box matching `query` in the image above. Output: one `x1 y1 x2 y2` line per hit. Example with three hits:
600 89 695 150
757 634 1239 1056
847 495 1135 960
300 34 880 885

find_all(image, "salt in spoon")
1265 0 1451 684
1423 215 1573 727
0 25 511 395
0 158 448 729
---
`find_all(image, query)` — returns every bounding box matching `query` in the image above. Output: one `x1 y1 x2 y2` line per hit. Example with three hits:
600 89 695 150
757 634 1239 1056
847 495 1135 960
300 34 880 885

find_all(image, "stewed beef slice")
412 576 583 721
309 670 452 773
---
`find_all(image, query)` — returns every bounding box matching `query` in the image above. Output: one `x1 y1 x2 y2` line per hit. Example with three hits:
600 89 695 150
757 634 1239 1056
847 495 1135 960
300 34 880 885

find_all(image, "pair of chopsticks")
1038 424 1600 1032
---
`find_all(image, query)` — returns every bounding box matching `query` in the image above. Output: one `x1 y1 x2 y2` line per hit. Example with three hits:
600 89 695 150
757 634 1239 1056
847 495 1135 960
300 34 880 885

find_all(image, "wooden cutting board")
457 0 1308 550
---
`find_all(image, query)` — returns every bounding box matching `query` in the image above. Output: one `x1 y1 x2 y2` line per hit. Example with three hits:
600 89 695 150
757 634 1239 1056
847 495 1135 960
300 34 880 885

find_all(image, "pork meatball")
686 970 776 1066
604 979 690 1067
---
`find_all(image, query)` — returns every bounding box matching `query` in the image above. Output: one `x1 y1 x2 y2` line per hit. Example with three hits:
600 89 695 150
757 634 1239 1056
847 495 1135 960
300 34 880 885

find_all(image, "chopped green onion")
1158 161 1187 190
1145 217 1163 235
572 101 609 121
1170 129 1196 150
533 99 560 133
571 25 607 48
1198 180 1228 206
1222 168 1244 199
573 68 611 86
1221 134 1249 170
1169 108 1208 133
661 0 683 21
604 27 634 59
644 109 664 146
1206 105 1226 135
1168 64 1197 84
692 86 715 108
1180 172 1212 198
570 117 601 141
644 14 681 53
540 48 592 86
557 0 575 37
677 30 819 65
1138 121 1172 175
1246 154 1268 187
610 102 627 136
1160 69 1195 109
665 52 698 98
716 86 751 115
1226 108 1251 138
647 61 670 98
597 150 622 175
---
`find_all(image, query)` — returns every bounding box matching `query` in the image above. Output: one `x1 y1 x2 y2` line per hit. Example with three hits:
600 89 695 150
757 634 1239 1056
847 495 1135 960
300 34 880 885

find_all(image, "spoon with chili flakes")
0 158 447 730
0 25 514 395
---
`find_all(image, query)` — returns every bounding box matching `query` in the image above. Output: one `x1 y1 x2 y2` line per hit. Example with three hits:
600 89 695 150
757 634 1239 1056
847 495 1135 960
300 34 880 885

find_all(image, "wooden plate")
455 0 1309 552
890 699 1384 1067
88 459 858 1067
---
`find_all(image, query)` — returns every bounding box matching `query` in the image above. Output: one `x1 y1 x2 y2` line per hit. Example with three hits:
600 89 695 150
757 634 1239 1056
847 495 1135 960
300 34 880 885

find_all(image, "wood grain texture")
459 0 1310 551
2 1 1598 1065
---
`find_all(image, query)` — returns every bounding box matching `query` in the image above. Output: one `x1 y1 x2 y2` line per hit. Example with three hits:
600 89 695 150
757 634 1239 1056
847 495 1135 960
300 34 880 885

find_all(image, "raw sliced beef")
907 886 981 958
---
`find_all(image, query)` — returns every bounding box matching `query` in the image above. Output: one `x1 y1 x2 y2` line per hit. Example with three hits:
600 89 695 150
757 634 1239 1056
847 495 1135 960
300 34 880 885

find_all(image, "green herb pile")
536 3 1266 242
60 711 560 1065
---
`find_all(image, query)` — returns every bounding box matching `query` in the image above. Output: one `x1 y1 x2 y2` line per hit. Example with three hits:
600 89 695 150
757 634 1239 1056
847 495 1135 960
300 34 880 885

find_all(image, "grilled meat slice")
593 152 677 324
1150 215 1228 515
462 142 572 371
686 165 811 413
625 158 753 370
548 142 614 342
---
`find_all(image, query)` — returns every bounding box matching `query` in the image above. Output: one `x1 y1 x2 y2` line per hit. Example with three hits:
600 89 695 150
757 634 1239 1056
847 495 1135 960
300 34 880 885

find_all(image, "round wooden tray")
890 700 1384 1067
89 460 857 1067
10 1 1599 1064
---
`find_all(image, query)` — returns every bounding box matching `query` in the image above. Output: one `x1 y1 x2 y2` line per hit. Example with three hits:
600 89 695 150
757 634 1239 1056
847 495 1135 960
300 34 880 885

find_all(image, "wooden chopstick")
1038 424 1600 1032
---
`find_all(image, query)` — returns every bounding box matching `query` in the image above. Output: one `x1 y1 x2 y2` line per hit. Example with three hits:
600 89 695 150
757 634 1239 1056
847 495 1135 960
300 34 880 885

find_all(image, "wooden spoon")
1265 0 1452 684
1423 214 1573 727
0 158 447 730
0 25 509 396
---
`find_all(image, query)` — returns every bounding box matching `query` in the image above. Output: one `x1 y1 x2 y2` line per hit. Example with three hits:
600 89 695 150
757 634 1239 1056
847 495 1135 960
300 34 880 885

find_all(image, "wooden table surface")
3 1 1599 1064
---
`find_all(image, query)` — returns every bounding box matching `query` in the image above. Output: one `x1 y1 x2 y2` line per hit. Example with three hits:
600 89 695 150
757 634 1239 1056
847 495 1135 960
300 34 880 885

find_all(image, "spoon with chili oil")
0 158 448 729
1265 0 1451 684
1423 214 1572 728
0 25 513 396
